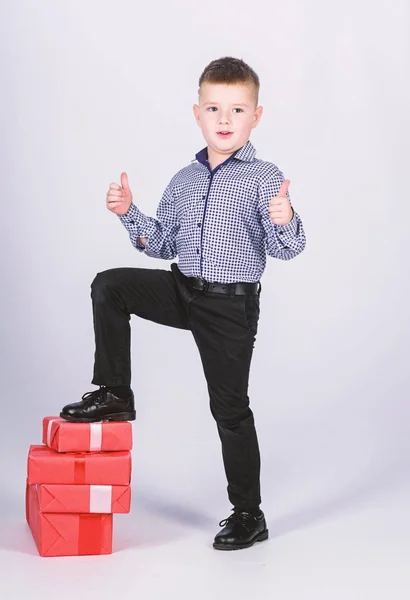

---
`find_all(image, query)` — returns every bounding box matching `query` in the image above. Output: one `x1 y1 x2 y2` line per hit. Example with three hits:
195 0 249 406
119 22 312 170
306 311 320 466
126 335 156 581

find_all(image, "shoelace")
81 386 106 406
218 509 254 532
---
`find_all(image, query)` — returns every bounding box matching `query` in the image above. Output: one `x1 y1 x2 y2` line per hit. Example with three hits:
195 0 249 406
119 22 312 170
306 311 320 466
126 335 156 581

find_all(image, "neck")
207 149 232 171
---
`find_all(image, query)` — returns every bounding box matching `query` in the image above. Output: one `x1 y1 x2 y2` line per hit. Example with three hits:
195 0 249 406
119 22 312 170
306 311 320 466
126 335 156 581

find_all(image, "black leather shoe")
60 386 136 422
213 508 269 551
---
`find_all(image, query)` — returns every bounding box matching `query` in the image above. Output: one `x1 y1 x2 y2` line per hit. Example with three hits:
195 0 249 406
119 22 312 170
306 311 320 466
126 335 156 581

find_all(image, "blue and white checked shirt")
118 140 306 283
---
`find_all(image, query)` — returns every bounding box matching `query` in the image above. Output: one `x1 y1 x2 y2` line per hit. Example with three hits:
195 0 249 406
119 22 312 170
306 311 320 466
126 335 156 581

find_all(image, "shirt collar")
193 139 257 166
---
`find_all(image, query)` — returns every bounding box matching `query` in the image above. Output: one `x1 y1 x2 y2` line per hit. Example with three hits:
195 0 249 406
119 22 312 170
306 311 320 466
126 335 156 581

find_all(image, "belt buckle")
192 277 209 293
202 279 209 293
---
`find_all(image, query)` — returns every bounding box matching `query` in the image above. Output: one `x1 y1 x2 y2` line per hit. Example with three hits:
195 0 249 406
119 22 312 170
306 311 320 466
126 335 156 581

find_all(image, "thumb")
278 179 290 196
121 172 130 191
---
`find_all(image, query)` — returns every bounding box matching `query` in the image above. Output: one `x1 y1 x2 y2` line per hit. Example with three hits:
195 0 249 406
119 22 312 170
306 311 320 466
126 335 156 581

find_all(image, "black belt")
185 275 260 296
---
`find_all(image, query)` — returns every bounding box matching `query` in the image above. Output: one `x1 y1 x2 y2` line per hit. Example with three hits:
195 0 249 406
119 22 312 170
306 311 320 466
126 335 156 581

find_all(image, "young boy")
60 56 306 551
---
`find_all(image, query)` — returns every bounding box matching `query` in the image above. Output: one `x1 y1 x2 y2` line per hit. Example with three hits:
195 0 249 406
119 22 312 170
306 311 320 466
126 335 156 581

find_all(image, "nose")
218 110 230 124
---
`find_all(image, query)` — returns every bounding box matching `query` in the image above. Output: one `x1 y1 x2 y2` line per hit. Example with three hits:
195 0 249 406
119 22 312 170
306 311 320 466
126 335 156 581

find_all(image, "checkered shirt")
118 140 306 283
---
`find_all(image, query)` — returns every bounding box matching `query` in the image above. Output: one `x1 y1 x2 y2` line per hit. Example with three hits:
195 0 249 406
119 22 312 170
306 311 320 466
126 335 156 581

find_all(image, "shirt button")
202 195 206 199
278 230 284 235
197 222 201 227
196 248 199 254
130 220 135 224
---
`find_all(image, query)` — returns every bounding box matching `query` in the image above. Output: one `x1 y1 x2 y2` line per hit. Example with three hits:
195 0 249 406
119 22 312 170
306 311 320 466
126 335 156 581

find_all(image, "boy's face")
193 82 263 163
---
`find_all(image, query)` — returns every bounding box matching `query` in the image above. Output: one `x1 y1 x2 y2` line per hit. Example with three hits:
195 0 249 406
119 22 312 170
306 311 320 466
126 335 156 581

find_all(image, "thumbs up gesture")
269 179 294 225
106 172 133 215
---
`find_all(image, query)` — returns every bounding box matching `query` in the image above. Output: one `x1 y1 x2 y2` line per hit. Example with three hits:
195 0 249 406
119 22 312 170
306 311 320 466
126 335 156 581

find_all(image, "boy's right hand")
106 172 133 215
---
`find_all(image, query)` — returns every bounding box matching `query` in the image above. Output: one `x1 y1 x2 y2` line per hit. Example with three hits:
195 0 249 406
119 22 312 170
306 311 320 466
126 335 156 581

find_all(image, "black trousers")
90 262 262 509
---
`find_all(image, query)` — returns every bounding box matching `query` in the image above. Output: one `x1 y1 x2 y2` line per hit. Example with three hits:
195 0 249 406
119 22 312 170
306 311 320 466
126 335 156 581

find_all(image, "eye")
206 107 244 113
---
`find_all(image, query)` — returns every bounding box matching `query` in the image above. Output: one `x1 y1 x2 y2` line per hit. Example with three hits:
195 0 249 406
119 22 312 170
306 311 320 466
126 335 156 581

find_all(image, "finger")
107 190 124 200
270 197 284 206
107 198 124 205
271 217 288 224
121 172 129 190
269 205 283 214
277 179 290 196
109 183 121 190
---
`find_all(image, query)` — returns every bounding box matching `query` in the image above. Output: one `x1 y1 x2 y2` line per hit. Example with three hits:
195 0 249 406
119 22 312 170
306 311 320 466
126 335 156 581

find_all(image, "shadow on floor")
270 458 410 538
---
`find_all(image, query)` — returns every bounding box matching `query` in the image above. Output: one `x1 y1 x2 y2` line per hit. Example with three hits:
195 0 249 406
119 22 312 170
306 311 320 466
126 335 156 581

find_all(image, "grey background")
1 0 409 598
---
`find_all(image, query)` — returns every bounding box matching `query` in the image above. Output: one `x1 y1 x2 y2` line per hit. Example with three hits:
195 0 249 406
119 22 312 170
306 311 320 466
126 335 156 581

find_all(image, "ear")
252 105 263 129
193 104 201 127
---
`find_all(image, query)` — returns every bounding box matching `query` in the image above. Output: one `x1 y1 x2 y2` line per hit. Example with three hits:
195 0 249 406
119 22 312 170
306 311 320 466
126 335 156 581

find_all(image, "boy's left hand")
269 179 294 226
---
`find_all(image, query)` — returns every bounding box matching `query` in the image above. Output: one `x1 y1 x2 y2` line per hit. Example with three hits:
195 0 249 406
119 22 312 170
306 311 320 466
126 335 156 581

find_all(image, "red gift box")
27 480 131 513
26 482 113 556
42 416 133 453
27 445 131 485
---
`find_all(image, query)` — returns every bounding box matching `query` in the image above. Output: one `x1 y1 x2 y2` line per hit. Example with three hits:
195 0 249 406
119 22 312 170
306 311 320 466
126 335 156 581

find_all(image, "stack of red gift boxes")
26 416 132 557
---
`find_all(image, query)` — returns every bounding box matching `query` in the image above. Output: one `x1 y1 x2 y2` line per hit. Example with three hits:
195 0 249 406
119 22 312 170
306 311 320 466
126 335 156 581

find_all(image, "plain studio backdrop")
0 0 409 598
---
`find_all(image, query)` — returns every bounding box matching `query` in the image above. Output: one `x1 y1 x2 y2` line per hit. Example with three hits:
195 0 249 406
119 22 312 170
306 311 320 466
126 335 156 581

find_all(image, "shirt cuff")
118 203 154 252
117 203 148 232
276 209 298 238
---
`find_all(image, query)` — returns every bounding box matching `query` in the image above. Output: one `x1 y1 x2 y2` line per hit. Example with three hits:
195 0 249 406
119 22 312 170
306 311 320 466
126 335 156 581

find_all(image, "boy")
60 57 306 550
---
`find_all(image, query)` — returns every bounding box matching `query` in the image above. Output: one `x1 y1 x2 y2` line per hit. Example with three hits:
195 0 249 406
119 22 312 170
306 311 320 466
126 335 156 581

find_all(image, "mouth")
216 131 233 139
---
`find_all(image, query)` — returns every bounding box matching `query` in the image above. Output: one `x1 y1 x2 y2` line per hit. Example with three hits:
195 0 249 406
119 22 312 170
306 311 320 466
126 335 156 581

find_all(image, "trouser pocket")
240 294 260 335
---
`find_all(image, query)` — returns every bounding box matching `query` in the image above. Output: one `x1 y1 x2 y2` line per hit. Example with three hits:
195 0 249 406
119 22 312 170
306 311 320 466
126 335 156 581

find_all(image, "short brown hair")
198 56 260 106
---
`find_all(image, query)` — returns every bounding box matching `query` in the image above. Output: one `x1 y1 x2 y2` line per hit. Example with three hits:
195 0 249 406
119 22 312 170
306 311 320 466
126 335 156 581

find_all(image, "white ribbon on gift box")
89 485 112 512
46 419 103 451
47 418 55 447
89 423 103 451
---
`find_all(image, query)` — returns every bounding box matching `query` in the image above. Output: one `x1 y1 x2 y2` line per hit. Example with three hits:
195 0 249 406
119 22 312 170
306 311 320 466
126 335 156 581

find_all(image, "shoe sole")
213 528 269 551
59 411 136 423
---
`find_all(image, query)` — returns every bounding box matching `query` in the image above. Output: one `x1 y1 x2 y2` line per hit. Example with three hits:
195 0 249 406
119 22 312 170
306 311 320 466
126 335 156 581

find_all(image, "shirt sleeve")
117 182 179 259
257 170 306 260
